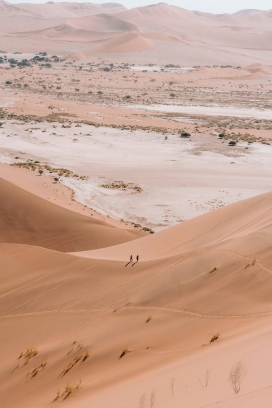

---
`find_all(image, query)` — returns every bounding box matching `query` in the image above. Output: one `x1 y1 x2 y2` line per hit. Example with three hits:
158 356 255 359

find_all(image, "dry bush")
19 348 38 360
82 351 90 362
139 393 146 408
61 351 90 377
119 348 129 359
229 361 247 394
150 389 156 407
28 360 48 378
170 377 175 395
199 369 211 387
61 355 82 377
146 316 152 323
18 348 38 365
210 334 220 343
55 380 82 401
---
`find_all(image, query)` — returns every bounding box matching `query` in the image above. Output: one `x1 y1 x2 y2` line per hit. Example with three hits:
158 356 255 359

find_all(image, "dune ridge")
1 1 272 63
1 170 272 406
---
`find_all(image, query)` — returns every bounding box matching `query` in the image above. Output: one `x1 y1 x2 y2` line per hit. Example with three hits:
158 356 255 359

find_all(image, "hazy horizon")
5 0 272 14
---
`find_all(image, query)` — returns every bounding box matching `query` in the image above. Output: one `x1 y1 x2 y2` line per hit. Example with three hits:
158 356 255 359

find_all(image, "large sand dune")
1 172 272 406
1 2 272 406
1 1 272 63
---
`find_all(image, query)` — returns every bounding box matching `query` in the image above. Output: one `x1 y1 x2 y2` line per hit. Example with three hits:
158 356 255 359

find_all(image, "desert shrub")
180 131 191 138
210 334 220 343
229 361 247 394
119 348 129 359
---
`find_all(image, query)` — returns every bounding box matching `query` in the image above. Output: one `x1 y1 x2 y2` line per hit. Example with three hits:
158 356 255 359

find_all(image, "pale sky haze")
6 0 272 14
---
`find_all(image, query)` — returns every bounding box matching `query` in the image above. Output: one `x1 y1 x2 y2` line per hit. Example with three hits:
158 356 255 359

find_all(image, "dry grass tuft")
119 348 129 359
210 334 220 343
61 351 90 377
55 381 82 401
82 350 90 362
24 348 38 359
18 348 38 365
28 360 48 378
229 361 247 394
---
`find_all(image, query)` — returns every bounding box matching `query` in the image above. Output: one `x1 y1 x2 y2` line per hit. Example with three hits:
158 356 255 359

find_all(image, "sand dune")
73 191 272 261
1 186 272 407
7 1 125 18
66 13 138 32
1 1 272 63
1 3 272 406
244 63 272 75
96 32 154 53
0 177 142 252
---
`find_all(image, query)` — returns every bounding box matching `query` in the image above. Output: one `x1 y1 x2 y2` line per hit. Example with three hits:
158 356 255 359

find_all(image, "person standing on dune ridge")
136 255 139 262
130 255 133 263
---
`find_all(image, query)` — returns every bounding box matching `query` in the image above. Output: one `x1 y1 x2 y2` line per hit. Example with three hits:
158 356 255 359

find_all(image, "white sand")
0 120 272 230
129 104 272 120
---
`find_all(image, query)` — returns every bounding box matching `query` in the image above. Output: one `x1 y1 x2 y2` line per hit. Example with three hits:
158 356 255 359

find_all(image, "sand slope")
0 177 142 252
1 185 272 406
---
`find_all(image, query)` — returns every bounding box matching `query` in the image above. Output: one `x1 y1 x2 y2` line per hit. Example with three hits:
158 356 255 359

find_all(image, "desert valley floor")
1 1 272 407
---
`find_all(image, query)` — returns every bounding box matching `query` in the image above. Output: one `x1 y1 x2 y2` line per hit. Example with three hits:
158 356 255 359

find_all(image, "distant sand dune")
1 1 272 63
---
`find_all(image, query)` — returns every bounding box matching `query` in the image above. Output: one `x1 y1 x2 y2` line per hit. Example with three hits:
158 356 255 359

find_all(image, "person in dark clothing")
136 255 139 262
130 255 133 263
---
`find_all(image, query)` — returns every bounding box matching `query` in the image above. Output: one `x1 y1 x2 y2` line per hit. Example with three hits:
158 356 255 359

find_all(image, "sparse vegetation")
119 348 129 359
170 377 175 395
229 361 247 394
150 389 156 408
61 351 90 377
28 360 48 378
101 181 143 193
55 380 82 401
210 334 220 343
180 131 191 138
199 369 211 387
139 393 146 408
228 140 237 146
17 348 38 366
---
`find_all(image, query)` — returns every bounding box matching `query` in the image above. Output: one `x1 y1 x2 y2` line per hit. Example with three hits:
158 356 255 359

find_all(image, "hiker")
136 255 139 262
130 255 133 263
